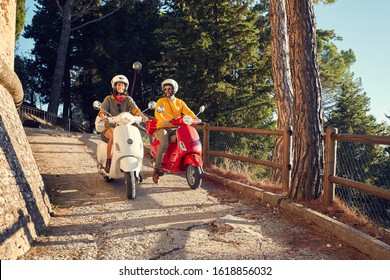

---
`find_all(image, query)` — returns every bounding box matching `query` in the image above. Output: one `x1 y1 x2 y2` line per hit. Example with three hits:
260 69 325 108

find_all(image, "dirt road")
20 128 370 260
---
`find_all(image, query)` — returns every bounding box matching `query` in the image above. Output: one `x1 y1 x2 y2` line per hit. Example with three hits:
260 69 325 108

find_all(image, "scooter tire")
124 171 136 199
186 165 202 190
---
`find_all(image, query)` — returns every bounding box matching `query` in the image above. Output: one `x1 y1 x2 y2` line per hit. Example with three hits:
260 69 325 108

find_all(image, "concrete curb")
203 172 390 260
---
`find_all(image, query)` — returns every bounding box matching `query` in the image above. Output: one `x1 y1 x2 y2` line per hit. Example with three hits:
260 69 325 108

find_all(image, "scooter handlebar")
106 112 143 126
133 115 143 124
170 115 201 126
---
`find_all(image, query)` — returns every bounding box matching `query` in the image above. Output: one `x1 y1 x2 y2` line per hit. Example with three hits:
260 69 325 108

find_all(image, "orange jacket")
155 97 196 129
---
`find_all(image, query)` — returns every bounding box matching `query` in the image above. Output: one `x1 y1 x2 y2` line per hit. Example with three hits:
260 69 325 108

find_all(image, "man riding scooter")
152 78 199 184
99 74 148 173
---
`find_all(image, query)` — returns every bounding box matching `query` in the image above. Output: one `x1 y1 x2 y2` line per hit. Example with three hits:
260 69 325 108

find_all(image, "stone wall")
0 0 16 67
0 0 52 260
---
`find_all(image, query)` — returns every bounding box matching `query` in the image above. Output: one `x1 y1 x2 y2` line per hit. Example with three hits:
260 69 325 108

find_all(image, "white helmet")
111 75 129 91
161 79 179 94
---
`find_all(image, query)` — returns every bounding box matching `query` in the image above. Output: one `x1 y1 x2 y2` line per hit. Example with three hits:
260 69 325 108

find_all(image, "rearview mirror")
199 105 205 114
93 101 101 110
148 101 156 110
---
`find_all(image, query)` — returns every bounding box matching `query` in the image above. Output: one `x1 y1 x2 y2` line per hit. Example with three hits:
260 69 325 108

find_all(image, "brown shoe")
152 169 160 184
105 159 112 173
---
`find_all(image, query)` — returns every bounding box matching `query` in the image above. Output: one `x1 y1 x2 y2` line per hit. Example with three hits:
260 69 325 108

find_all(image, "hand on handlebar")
100 114 109 124
140 113 149 122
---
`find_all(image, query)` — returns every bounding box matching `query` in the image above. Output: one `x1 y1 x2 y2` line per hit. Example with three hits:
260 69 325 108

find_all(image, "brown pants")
155 128 176 170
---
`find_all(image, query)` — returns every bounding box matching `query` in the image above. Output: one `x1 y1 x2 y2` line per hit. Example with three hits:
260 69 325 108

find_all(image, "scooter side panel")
163 144 179 166
183 154 203 167
97 141 107 165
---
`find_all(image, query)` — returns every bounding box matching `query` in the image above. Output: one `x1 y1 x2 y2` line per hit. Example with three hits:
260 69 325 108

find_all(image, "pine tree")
15 0 26 41
159 0 275 128
326 73 390 225
316 29 356 119
22 0 61 105
72 0 163 128
286 0 324 200
327 74 378 134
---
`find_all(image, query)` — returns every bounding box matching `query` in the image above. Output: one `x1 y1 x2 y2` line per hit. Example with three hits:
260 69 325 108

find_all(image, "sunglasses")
164 88 173 91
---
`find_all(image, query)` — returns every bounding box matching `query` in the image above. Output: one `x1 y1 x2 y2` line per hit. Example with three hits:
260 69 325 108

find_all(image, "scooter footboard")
183 154 203 167
120 157 139 172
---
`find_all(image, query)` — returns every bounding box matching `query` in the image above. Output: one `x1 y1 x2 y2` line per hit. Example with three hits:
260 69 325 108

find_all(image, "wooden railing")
18 105 87 133
198 124 390 209
323 127 390 206
200 124 293 193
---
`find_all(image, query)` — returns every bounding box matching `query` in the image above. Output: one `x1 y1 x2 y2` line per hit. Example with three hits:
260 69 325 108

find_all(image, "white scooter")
93 100 145 199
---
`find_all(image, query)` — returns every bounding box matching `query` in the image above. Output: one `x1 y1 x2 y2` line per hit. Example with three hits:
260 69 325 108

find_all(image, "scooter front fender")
183 154 203 167
120 157 139 172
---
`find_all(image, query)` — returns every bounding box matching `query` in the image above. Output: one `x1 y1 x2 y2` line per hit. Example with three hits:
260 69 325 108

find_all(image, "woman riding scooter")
153 78 199 184
99 74 148 173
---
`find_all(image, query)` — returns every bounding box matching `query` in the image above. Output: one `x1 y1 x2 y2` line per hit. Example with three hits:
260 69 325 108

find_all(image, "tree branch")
71 0 128 31
55 0 63 14
71 0 97 22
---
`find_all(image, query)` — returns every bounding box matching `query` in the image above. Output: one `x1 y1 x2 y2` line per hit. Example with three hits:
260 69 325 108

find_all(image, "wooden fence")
323 127 390 206
199 124 390 207
200 124 292 193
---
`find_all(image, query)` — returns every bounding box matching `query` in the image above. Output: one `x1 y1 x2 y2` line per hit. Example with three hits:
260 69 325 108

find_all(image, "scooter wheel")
186 165 202 190
124 171 136 199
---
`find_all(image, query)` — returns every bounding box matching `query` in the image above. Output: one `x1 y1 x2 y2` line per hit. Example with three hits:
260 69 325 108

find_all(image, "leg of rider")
105 129 113 173
153 128 169 183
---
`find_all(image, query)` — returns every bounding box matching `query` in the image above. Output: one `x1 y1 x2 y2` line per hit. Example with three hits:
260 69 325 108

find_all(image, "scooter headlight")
120 112 133 124
183 115 193 125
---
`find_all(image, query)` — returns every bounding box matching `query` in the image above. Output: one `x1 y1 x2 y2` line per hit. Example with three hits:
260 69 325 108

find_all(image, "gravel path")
20 128 370 260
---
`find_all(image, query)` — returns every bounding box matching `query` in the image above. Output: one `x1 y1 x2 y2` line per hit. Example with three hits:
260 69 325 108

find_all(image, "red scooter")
145 105 205 189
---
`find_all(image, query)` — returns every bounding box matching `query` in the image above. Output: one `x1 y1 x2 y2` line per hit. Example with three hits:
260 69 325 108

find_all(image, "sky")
17 0 389 124
315 0 390 124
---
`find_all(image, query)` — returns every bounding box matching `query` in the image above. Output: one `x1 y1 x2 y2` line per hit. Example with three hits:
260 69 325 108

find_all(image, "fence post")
282 126 292 193
202 123 209 166
323 127 338 207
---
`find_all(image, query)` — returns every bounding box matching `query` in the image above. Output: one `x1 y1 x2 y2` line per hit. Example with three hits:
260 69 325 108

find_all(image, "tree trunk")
286 0 324 200
269 0 294 184
62 60 71 119
48 1 72 114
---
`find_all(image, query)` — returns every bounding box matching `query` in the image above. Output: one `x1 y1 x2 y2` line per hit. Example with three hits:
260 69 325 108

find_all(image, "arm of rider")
139 112 149 122
162 120 171 125
99 113 109 124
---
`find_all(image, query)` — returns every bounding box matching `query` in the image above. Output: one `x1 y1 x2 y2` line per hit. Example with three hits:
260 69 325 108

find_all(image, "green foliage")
326 73 382 134
158 0 275 129
326 73 390 226
313 0 336 3
22 0 61 104
14 54 44 106
316 29 356 119
15 0 26 41
72 0 163 127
